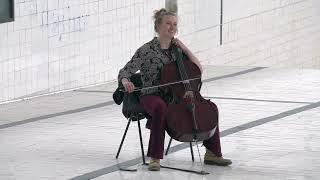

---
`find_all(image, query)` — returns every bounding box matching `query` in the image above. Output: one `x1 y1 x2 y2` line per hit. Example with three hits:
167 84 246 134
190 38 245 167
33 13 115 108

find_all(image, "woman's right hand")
121 78 135 93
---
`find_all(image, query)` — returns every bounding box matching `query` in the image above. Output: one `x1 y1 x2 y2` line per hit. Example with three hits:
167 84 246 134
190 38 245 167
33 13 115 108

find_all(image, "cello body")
160 49 218 142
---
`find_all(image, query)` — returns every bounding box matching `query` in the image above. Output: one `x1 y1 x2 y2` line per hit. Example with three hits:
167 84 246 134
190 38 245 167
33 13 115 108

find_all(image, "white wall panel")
0 0 319 103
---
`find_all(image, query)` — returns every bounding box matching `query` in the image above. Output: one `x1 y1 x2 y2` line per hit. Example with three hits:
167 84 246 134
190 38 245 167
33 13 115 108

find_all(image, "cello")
160 45 218 142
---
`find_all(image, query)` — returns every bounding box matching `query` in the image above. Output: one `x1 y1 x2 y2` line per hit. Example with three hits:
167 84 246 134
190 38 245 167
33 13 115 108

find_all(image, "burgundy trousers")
140 95 222 159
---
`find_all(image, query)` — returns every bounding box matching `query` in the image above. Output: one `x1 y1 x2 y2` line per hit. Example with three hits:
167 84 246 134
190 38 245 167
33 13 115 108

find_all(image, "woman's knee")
152 98 167 114
140 95 167 115
208 101 219 114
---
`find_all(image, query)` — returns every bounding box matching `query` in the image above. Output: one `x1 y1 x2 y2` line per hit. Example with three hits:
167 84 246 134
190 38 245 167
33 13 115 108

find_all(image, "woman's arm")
118 49 143 92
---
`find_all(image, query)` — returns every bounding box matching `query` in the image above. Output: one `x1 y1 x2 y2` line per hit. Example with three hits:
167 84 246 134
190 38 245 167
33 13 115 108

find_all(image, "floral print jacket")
118 37 182 96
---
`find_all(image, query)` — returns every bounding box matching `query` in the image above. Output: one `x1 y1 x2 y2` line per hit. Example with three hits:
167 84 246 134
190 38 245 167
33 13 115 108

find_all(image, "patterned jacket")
118 37 181 95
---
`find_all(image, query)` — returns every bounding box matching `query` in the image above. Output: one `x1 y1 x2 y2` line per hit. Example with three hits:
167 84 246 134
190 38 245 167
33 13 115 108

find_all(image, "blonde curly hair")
153 8 177 33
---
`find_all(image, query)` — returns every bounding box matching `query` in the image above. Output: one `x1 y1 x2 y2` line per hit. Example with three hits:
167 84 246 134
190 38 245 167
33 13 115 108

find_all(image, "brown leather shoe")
148 159 160 171
204 152 232 166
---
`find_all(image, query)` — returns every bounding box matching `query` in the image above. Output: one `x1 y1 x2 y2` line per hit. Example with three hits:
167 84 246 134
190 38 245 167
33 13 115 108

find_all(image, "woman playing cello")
118 8 232 171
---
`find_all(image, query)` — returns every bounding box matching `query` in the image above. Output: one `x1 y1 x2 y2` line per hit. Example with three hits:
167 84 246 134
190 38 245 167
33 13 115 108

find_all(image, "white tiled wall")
0 0 164 103
0 0 319 103
177 0 320 69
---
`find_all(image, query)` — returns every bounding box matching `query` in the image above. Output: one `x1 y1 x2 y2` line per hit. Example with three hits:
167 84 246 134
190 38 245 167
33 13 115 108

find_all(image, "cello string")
175 47 190 91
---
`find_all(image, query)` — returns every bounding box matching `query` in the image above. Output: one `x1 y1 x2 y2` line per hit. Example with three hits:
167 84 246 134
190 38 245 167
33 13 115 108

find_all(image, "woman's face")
157 15 177 39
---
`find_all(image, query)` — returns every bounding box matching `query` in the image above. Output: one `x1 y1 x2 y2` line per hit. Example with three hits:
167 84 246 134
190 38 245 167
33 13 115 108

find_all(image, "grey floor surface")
1 65 319 180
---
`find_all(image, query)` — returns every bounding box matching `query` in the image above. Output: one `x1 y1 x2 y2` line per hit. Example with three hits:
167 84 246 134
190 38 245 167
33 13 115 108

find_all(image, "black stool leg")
189 142 194 162
116 118 131 159
137 120 146 164
165 137 173 155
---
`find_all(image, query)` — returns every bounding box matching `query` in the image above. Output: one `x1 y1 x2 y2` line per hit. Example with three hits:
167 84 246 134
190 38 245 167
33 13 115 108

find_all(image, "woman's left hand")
172 37 203 74
172 38 188 52
183 90 194 99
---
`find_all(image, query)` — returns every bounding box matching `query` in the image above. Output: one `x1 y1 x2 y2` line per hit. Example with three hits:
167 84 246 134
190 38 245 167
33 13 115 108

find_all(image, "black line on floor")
203 96 313 104
0 101 115 129
75 90 114 93
202 67 267 82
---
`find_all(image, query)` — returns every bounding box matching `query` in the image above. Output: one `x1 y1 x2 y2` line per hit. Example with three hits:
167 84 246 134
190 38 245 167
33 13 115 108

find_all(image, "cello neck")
173 46 192 91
